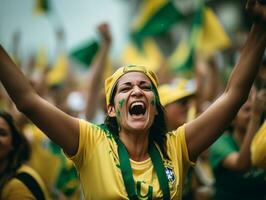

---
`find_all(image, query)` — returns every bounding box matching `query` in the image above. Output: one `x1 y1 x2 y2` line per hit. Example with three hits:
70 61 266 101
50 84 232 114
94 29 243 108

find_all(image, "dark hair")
104 83 169 159
0 111 31 193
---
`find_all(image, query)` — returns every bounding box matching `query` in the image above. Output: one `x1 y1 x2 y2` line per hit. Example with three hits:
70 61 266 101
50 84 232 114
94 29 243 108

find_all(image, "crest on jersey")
165 167 176 183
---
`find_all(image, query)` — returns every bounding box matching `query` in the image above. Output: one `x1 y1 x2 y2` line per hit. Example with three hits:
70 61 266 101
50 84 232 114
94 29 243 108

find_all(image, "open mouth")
129 102 146 116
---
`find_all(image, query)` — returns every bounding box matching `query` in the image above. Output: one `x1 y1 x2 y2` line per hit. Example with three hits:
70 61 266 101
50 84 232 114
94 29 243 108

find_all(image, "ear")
107 105 116 117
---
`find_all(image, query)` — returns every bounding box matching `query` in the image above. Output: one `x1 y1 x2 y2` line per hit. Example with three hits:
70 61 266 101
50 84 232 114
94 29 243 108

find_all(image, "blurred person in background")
251 60 266 169
85 22 112 123
0 111 51 200
0 0 266 199
209 87 266 200
10 27 81 199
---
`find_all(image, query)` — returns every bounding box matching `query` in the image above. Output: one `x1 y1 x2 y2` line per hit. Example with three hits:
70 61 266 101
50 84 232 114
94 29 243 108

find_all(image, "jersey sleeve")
68 119 105 169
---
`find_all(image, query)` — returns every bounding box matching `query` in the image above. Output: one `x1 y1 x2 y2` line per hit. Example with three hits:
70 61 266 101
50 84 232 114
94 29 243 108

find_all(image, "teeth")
131 101 144 109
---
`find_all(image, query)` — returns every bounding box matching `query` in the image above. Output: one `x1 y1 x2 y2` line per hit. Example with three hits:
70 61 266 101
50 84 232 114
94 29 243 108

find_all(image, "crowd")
0 0 266 199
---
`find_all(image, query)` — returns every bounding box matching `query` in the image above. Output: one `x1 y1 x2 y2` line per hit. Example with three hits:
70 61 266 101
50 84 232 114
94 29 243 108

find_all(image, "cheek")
0 138 13 156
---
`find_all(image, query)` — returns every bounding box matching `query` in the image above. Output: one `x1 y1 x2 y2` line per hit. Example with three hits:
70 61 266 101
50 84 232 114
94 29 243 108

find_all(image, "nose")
131 86 143 97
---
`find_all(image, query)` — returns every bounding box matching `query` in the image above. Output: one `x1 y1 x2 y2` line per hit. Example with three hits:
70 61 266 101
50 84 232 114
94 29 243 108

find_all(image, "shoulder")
16 164 51 199
1 171 35 199
79 119 106 135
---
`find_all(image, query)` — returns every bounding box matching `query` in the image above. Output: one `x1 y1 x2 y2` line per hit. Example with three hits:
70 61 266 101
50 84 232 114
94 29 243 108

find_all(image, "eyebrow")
119 80 151 87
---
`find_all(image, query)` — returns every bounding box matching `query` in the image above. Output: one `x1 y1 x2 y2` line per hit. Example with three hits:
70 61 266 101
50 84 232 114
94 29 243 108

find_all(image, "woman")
0 111 50 200
0 1 265 199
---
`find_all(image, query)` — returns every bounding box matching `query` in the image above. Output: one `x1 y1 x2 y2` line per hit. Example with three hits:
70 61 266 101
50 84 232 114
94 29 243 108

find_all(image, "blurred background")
0 0 250 74
1 1 266 200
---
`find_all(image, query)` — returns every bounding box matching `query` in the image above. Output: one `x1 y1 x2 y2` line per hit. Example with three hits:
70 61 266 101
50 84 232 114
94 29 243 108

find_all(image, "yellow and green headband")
105 65 159 106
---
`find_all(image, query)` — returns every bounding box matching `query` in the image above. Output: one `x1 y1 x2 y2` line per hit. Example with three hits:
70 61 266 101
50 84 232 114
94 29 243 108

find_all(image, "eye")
0 129 8 136
118 86 131 93
141 85 152 91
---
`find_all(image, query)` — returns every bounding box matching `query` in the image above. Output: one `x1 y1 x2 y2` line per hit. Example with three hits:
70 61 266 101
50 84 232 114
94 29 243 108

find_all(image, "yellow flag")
46 54 68 86
198 8 231 55
121 38 163 72
132 0 168 31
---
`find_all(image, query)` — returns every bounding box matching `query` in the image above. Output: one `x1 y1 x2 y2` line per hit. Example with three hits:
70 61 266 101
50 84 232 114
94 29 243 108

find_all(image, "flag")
121 38 163 72
169 4 204 73
34 0 50 15
131 0 183 47
46 54 68 87
169 5 230 73
198 7 231 55
70 40 99 68
35 47 47 71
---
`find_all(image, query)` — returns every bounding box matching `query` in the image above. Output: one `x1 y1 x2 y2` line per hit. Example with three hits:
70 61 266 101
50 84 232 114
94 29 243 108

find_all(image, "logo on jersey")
165 167 176 183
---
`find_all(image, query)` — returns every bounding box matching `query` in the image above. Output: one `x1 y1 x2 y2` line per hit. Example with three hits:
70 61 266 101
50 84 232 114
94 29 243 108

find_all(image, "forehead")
117 72 152 86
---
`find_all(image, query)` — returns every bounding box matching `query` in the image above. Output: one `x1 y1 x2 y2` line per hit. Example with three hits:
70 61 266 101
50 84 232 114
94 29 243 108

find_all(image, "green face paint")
119 99 125 109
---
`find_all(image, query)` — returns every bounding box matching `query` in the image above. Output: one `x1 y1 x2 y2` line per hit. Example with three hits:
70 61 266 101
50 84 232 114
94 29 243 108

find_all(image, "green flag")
70 40 99 68
131 0 183 47
169 4 230 74
169 4 204 73
34 0 50 15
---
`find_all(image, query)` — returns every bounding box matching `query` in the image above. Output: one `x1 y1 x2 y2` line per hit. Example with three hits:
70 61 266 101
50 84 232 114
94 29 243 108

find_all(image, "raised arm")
222 88 265 171
0 45 79 156
185 0 266 161
85 23 111 120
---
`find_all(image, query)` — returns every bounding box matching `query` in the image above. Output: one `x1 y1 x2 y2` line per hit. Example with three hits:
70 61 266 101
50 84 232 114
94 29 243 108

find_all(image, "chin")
128 122 151 133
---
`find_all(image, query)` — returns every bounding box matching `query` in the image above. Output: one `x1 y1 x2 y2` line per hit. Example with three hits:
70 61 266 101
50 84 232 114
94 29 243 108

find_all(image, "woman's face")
165 96 192 130
0 117 13 161
108 72 158 134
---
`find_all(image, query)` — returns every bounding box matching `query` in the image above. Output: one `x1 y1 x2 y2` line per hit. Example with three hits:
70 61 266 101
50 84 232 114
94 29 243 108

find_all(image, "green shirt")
209 133 266 200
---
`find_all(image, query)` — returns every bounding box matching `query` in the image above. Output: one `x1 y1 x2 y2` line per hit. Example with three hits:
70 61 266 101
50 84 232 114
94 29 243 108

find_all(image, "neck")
119 130 149 162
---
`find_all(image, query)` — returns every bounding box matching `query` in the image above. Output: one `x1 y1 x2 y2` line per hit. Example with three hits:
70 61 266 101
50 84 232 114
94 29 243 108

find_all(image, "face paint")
119 99 125 109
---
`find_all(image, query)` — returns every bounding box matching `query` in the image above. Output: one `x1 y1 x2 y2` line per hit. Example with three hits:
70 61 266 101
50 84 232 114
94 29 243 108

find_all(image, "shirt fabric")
1 164 51 200
251 121 266 169
69 119 194 200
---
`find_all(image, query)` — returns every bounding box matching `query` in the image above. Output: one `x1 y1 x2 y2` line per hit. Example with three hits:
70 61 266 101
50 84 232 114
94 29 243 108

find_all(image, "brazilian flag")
169 4 231 74
131 0 183 47
169 4 204 74
70 40 99 68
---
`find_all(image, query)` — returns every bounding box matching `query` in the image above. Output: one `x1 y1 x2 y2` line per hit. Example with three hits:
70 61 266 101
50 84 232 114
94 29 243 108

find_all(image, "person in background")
251 119 266 168
159 78 198 200
0 111 51 200
85 22 112 123
158 78 196 131
209 88 266 200
250 61 266 168
0 1 265 199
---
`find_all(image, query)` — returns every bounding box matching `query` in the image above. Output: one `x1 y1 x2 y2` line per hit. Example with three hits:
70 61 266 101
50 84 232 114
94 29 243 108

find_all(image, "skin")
0 0 265 165
107 72 158 161
222 89 266 171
